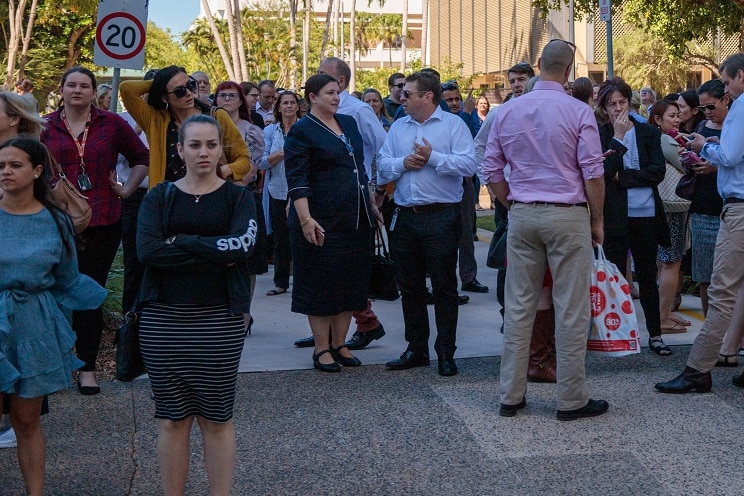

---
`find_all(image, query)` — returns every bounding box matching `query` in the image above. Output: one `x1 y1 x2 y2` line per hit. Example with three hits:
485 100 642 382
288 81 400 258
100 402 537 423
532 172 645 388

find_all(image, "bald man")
483 39 608 420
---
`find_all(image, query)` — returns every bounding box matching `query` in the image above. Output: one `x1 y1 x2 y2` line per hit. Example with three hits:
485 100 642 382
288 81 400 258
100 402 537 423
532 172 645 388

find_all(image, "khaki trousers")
500 203 591 411
688 203 744 372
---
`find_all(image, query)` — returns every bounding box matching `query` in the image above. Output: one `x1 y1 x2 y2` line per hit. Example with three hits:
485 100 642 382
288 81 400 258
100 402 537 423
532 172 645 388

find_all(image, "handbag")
368 224 399 301
587 245 641 357
115 183 176 381
48 159 91 234
115 308 144 381
486 218 508 270
658 163 691 213
675 164 697 201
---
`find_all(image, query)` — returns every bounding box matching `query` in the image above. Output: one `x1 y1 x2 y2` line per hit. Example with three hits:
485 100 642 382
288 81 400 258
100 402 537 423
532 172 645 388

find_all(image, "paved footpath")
2 224 743 495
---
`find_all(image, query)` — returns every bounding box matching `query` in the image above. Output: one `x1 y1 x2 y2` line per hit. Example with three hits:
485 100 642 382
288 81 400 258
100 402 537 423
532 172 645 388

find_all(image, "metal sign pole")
111 68 121 113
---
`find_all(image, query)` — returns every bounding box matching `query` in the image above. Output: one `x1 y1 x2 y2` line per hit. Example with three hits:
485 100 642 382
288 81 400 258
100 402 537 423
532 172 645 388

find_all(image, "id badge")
389 208 399 232
77 173 92 192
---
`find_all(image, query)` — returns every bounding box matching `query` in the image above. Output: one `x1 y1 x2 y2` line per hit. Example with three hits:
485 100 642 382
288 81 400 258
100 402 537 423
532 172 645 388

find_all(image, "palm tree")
400 0 408 71
199 0 236 81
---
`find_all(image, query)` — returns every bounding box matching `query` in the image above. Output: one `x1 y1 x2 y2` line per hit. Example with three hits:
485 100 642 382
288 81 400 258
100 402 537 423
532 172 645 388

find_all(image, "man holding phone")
377 71 477 376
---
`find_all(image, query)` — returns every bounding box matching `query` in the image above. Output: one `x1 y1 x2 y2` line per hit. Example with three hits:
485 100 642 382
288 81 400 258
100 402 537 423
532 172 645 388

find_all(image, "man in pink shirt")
482 40 608 421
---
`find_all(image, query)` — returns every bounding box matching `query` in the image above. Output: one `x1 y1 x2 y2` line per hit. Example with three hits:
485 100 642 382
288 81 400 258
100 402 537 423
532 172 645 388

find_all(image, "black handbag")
368 224 400 301
115 309 144 382
486 218 508 270
675 166 697 201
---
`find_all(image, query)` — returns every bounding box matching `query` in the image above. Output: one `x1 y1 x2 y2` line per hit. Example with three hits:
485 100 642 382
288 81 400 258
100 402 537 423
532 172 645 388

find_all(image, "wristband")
300 216 312 226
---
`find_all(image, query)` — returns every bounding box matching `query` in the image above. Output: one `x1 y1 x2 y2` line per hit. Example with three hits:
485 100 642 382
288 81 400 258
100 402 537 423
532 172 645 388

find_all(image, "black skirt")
289 226 372 316
139 303 245 422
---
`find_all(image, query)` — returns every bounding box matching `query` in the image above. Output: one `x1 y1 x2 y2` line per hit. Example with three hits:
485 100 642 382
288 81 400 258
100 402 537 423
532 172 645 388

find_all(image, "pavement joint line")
126 388 138 496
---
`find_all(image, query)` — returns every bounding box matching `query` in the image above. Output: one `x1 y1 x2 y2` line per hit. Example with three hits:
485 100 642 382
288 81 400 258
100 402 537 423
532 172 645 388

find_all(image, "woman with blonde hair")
0 92 45 141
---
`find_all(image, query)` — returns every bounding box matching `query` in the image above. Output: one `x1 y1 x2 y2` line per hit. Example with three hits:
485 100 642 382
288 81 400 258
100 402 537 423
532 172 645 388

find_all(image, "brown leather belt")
724 197 744 205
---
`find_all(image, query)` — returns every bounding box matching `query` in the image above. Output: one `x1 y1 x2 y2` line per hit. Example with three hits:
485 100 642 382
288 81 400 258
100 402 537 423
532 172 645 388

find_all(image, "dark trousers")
73 221 122 371
121 188 147 312
390 205 460 357
269 196 291 289
494 200 509 321
604 217 662 337
458 178 477 284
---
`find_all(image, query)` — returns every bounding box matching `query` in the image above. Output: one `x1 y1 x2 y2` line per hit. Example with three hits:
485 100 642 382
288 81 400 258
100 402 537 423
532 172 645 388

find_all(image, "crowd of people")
2 45 744 493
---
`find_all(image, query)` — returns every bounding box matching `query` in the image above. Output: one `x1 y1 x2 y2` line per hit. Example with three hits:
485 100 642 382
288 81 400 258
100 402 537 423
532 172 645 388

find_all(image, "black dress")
284 113 374 316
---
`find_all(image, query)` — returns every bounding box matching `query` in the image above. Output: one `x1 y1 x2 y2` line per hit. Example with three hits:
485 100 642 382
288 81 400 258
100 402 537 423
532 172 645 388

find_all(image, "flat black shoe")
330 345 362 367
733 371 744 388
386 350 430 370
499 397 526 417
461 279 489 293
557 399 608 421
77 380 100 396
313 349 341 373
654 366 712 394
294 335 315 348
437 356 458 376
458 294 470 305
344 324 386 350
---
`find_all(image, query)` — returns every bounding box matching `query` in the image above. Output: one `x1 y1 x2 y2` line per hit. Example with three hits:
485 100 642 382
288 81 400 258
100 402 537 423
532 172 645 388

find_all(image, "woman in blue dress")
0 137 106 496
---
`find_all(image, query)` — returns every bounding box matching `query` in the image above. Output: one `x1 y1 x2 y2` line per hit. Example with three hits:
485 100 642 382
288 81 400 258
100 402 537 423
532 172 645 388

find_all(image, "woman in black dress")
136 115 256 495
284 74 376 372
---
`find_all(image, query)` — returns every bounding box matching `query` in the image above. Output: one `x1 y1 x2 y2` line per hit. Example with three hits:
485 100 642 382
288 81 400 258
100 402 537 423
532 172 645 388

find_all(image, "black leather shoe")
461 279 489 293
437 356 458 376
313 350 341 373
344 324 386 350
77 380 101 396
733 371 744 388
458 294 470 305
499 397 526 417
386 350 430 370
330 345 362 367
426 289 469 305
294 335 315 348
654 366 712 394
557 399 609 421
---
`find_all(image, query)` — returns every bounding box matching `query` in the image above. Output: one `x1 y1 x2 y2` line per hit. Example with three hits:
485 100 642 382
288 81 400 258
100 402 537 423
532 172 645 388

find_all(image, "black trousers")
604 217 662 338
390 205 460 357
269 196 291 290
121 188 147 312
73 221 122 371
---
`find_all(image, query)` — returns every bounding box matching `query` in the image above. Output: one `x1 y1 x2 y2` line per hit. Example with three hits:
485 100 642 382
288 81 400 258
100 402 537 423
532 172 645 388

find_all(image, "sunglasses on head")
697 95 725 112
549 38 576 53
167 78 198 98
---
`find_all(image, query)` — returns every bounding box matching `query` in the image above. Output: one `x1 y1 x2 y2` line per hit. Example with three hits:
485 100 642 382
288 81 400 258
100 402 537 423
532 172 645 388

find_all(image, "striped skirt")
139 303 245 422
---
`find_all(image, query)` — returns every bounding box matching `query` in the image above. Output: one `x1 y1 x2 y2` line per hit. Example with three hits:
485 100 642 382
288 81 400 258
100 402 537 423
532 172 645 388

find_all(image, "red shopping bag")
587 246 641 356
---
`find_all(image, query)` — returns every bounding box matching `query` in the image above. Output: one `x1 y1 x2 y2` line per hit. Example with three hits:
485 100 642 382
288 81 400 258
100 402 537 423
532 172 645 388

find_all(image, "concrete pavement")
2 223 742 495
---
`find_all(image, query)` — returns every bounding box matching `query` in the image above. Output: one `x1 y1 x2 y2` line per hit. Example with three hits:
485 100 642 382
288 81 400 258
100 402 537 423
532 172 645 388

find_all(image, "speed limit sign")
94 0 148 69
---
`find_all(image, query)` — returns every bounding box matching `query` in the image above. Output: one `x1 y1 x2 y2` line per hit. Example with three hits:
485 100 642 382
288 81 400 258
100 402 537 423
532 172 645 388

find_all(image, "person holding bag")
0 138 106 496
41 66 149 395
136 115 256 495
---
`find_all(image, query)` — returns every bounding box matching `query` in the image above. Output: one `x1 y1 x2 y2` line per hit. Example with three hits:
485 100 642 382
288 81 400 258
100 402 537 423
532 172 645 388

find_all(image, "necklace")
183 176 220 203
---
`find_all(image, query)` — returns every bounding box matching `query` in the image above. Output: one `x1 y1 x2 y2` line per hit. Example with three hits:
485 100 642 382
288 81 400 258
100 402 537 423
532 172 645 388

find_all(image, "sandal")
660 322 688 334
669 314 692 326
716 354 739 367
266 288 287 296
649 337 672 356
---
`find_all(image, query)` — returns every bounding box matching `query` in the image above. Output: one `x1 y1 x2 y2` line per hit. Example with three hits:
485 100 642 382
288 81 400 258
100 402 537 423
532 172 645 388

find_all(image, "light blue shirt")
700 96 744 200
377 106 477 206
337 89 387 181
259 123 288 200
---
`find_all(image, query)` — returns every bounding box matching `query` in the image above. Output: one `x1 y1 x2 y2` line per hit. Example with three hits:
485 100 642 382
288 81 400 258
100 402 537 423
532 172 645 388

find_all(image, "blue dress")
0 207 107 398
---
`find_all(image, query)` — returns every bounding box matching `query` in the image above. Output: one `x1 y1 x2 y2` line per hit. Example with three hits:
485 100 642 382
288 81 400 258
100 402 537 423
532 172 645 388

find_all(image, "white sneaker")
0 427 17 448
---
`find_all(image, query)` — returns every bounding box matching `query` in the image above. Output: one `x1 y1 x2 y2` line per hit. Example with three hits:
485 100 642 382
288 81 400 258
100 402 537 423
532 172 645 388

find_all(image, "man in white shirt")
255 80 276 125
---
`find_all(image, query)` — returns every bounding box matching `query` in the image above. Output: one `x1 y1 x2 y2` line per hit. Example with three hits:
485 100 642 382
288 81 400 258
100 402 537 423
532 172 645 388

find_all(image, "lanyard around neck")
61 109 92 171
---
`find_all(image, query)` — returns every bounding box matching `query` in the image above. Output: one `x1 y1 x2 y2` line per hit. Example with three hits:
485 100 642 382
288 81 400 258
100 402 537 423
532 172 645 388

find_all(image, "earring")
34 174 40 178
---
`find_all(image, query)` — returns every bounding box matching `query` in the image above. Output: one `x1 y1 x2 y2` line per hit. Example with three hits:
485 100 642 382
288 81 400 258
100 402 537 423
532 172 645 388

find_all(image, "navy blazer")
284 112 374 232
599 117 670 246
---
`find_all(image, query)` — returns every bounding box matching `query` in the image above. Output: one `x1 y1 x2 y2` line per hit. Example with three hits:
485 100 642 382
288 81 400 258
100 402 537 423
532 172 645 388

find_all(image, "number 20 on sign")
93 0 148 69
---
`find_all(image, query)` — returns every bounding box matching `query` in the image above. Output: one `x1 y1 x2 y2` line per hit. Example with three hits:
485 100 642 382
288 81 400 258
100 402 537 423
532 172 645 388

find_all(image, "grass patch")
475 215 496 232
102 248 124 327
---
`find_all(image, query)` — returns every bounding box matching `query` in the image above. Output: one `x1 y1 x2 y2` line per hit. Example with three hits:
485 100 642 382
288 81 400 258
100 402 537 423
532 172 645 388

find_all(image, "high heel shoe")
244 316 254 338
313 350 341 373
330 345 361 367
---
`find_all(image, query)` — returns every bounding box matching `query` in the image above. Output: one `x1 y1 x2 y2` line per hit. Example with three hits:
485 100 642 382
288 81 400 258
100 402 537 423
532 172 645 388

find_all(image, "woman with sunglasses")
214 80 268 335
120 66 253 188
260 90 301 298
41 66 150 394
284 74 377 372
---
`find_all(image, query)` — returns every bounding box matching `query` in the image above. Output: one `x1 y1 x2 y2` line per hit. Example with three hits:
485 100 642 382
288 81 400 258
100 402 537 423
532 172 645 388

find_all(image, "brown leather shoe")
527 307 557 383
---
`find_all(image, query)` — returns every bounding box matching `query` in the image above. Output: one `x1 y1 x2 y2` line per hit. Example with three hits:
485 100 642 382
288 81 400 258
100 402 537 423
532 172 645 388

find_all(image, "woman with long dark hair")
0 138 106 495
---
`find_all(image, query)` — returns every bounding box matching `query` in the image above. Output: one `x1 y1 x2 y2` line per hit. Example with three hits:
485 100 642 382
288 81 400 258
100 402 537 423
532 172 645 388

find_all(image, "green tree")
145 22 193 71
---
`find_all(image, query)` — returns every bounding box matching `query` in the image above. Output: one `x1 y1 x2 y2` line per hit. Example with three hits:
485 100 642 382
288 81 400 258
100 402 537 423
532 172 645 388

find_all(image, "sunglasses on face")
697 95 725 112
401 90 428 99
216 92 240 100
393 83 405 88
167 78 198 98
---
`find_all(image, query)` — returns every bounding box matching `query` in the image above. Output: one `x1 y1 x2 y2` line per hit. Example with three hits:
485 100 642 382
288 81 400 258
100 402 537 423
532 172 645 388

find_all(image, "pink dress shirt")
482 81 604 204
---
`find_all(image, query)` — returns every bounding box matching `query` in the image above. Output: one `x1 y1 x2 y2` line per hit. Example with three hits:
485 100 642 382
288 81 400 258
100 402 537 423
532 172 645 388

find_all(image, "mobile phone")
602 149 616 158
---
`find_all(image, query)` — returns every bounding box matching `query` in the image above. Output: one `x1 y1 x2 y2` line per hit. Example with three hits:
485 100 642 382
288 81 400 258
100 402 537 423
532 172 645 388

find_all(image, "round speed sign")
95 12 146 61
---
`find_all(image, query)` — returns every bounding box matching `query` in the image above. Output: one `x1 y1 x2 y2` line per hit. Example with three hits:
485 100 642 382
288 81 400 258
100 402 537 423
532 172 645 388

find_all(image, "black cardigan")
599 117 670 247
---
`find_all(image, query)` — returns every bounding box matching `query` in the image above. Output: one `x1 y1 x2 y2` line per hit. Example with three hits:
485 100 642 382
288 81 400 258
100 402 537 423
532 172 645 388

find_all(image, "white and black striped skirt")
139 303 245 422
